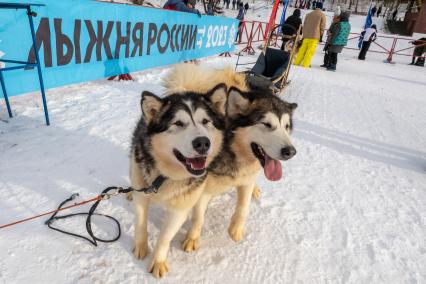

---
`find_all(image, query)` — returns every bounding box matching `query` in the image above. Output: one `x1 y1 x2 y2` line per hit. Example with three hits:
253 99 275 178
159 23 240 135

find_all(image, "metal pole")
387 37 397 62
27 7 50 125
0 71 13 118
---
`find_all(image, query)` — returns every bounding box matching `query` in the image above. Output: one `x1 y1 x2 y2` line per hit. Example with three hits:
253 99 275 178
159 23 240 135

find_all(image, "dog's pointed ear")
289 103 298 111
206 83 227 115
141 91 163 122
228 87 250 116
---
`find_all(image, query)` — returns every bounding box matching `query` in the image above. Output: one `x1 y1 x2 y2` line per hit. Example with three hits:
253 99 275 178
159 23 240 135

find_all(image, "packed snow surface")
1 4 426 284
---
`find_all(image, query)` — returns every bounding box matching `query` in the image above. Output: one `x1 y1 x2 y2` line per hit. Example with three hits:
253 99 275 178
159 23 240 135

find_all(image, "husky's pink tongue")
263 155 282 181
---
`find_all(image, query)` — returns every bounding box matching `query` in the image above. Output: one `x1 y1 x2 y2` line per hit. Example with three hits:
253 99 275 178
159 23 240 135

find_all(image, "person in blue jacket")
163 0 201 16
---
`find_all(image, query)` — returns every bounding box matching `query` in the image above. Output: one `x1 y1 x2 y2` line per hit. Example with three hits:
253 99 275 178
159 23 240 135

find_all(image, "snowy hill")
1 3 425 284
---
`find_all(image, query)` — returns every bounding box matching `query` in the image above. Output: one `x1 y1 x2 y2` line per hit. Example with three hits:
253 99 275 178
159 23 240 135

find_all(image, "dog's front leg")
133 195 150 260
228 182 255 242
182 193 212 252
149 208 190 278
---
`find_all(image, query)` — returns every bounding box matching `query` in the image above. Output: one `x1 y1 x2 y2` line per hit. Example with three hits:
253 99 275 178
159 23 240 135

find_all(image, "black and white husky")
130 84 227 278
163 64 298 253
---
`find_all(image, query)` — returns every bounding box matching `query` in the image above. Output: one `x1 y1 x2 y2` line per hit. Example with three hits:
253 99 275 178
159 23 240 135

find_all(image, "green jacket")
331 21 351 46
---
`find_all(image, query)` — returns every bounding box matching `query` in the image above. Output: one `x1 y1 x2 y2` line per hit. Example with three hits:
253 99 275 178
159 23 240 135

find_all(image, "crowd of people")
291 2 352 71
162 0 425 68
370 5 383 17
279 4 424 69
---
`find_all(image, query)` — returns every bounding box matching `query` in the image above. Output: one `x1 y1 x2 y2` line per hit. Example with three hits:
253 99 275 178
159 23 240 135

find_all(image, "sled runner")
235 24 302 94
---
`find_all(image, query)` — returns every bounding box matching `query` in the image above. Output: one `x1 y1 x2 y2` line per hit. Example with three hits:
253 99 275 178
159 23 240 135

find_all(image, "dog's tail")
162 63 248 95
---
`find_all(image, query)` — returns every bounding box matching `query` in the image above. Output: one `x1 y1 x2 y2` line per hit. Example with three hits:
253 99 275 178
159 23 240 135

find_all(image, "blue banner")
0 0 238 96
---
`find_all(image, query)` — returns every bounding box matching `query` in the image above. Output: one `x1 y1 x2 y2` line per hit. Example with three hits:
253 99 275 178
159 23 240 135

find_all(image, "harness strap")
45 176 166 246
45 187 121 246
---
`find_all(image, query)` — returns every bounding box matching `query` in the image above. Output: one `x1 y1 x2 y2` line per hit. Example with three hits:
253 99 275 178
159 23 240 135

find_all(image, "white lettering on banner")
0 0 238 96
223 26 228 46
228 24 236 48
205 25 229 48
197 26 205 48
212 26 219 47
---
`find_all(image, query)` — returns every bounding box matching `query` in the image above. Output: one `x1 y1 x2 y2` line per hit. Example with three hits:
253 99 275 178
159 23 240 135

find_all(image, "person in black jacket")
410 37 426 66
371 6 377 16
280 9 302 50
376 6 382 17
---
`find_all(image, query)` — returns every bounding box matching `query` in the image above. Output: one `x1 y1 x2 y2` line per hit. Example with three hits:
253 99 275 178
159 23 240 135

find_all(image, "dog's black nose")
192 136 210 154
281 146 296 160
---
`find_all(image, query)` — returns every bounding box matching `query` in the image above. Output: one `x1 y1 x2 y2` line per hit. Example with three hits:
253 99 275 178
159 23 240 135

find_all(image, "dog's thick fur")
162 64 249 95
163 64 297 252
130 84 227 278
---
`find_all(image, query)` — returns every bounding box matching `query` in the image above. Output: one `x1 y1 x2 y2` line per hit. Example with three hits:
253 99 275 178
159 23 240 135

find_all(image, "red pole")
387 37 397 63
241 21 256 53
264 0 281 40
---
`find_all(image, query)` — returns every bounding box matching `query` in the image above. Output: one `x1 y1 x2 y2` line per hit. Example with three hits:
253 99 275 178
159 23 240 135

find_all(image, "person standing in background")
371 5 377 16
294 2 326 68
225 0 230 9
232 0 236 9
358 24 377 60
321 8 340 68
376 6 382 17
409 37 426 66
392 9 397 20
236 2 245 43
244 2 249 14
324 11 351 71
207 2 214 14
280 9 302 50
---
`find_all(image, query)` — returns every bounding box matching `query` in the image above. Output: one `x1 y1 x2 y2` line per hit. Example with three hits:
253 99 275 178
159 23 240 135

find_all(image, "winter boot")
326 64 336 71
415 58 425 67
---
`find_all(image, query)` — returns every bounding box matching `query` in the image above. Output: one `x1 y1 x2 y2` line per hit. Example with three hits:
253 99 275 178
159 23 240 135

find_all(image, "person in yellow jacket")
294 2 326 68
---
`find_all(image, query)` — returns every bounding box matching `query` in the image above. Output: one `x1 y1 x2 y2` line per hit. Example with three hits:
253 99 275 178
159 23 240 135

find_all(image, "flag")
358 6 373 48
278 0 289 34
264 0 281 40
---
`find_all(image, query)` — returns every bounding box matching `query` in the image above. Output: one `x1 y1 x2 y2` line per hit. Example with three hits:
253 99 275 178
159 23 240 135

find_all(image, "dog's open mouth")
173 149 207 176
251 142 282 181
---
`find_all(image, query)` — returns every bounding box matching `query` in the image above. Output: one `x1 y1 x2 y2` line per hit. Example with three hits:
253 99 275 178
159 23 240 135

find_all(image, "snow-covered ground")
1 4 426 284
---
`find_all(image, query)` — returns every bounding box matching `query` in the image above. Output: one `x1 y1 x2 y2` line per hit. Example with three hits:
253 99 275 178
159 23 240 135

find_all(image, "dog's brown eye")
174 121 184 127
202 119 210 125
262 122 272 129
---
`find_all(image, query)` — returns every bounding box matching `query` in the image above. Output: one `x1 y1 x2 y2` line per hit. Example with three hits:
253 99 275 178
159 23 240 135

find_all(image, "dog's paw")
133 241 148 260
148 260 169 278
182 237 200 252
252 185 261 199
228 223 245 243
126 192 133 201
